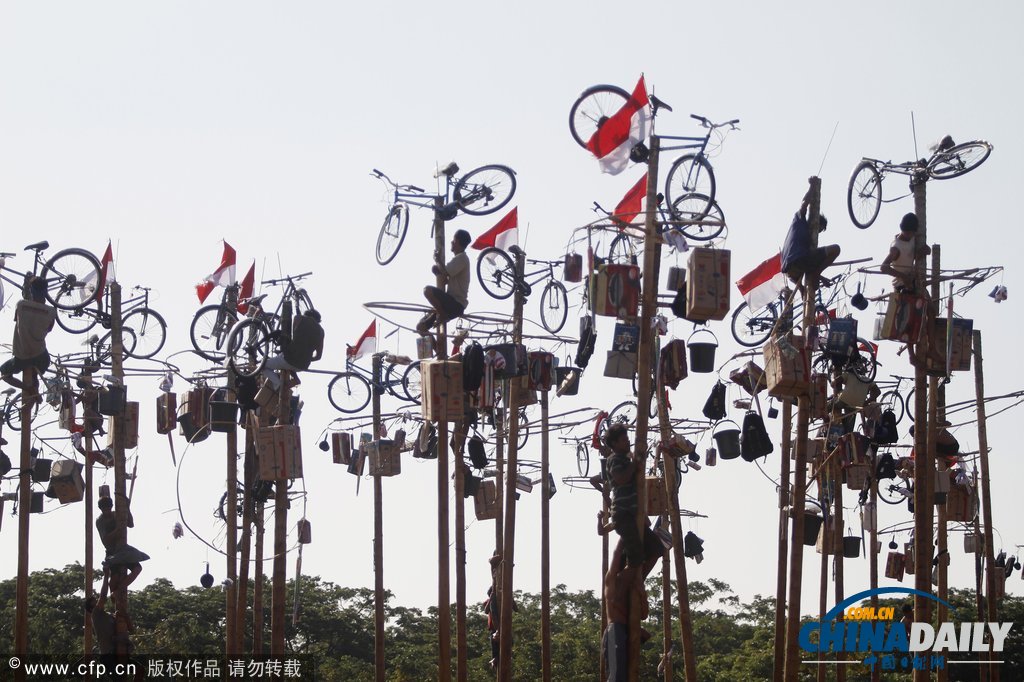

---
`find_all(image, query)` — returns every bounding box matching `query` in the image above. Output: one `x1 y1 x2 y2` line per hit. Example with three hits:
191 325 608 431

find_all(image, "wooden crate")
686 247 731 321
256 424 304 481
646 477 668 517
366 439 401 477
49 460 84 504
421 360 465 423
474 480 498 521
763 334 810 398
156 392 177 435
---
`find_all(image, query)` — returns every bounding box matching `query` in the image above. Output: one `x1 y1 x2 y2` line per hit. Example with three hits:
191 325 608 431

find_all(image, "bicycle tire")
226 319 271 379
730 301 778 348
878 390 905 425
476 248 517 300
382 362 405 401
847 161 883 229
454 165 516 217
669 193 726 241
376 203 409 267
877 477 911 506
190 305 238 362
905 388 917 423
327 372 372 414
605 401 638 432
607 233 640 265
43 248 102 311
850 337 878 383
122 308 167 359
539 280 569 335
516 408 529 451
3 396 23 431
927 141 992 180
568 84 631 149
55 301 101 335
402 361 422 404
576 441 590 477
97 327 138 366
664 154 716 219
294 289 315 316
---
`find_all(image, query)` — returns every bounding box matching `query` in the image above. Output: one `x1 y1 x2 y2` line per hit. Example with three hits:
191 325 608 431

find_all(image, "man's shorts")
425 286 467 323
0 351 50 377
603 623 627 681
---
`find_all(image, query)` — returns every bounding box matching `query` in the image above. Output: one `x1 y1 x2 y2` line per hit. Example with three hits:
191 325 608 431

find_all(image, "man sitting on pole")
0 275 55 400
781 198 840 296
416 229 471 335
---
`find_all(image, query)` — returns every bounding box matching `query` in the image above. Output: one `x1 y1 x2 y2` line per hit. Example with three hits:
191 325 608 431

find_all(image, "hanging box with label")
256 424 304 481
331 432 352 465
878 293 927 343
646 477 667 516
474 479 499 520
686 247 730 321
58 391 76 432
366 439 401 477
592 263 640 318
916 317 974 375
421 359 465 422
563 253 583 283
157 393 177 435
49 460 85 504
946 483 975 523
527 352 553 391
763 334 810 398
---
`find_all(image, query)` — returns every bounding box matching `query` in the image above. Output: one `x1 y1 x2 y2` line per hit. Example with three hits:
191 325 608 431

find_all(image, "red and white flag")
736 253 789 310
81 240 114 302
612 173 648 233
586 76 651 175
347 319 377 360
236 261 255 314
471 207 518 251
196 241 237 303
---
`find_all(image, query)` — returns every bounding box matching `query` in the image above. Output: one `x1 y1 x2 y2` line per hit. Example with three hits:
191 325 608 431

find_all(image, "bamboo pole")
540 388 551 682
783 176 822 682
497 248 525 682
773 389 794 680
971 468 985 682
225 374 239 655
973 330 998 680
432 198 452 682
372 352 386 682
627 135 661 682
253 499 265 654
600 484 609 682
84 431 95 655
661 518 672 682
235 427 255 653
911 173 933 682
817 503 828 682
929 245 949 682
109 282 131 659
833 442 846 682
271 471 287 653
869 443 880 682
454 417 468 682
14 366 34 672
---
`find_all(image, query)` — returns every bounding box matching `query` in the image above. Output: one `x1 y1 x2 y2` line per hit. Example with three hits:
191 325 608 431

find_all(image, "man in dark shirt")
781 200 840 294
264 309 324 389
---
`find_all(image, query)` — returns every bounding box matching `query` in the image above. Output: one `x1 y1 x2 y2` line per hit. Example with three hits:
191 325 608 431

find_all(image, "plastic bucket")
803 512 824 546
687 329 718 373
843 535 862 559
209 401 240 433
713 420 741 460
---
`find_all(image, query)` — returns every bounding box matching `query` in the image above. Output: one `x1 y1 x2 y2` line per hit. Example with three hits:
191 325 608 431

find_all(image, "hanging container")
99 384 127 416
687 328 719 373
209 400 240 433
803 512 824 546
843 534 862 559
713 420 741 460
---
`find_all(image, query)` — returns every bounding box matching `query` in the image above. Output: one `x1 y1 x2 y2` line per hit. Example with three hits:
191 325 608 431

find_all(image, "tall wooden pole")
253 499 265 654
971 468 986 682
225 374 239 654
432 198 452 681
832 443 846 681
454 411 468 681
539 389 551 682
911 173 933 682
973 330 998 679
497 248 525 682
109 282 131 658
14 366 34 668
928 245 950 682
869 443 880 682
660 524 672 682
271 474 288 652
234 428 256 653
627 135 661 682
772 392 794 680
600 485 609 682
84 431 95 655
783 176 822 682
371 352 386 682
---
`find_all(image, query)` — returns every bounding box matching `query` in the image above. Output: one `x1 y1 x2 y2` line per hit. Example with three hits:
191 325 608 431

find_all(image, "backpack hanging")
462 342 485 392
702 382 727 421
873 409 899 445
575 316 596 369
740 410 773 462
468 435 488 469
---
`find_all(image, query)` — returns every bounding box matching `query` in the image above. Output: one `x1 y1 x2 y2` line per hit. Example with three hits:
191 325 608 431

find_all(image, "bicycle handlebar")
0 252 14 258
262 271 312 286
690 114 740 130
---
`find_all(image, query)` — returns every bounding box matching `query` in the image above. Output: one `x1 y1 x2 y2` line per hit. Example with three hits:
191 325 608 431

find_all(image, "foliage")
0 564 1021 681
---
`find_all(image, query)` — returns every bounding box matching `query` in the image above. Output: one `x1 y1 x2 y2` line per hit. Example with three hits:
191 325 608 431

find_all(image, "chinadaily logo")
800 588 1013 672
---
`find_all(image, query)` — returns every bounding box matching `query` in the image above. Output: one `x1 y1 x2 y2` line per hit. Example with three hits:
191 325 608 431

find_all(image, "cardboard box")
157 392 177 435
366 439 401 477
58 391 76 432
763 334 810 398
421 360 465 423
592 263 640 318
686 247 731 321
603 351 637 379
839 433 870 467
646 477 667 517
946 483 975 523
879 293 927 343
256 424 304 480
474 479 499 521
528 352 553 391
808 374 828 420
49 460 84 504
839 372 870 408
885 551 906 581
916 317 974 375
331 432 352 465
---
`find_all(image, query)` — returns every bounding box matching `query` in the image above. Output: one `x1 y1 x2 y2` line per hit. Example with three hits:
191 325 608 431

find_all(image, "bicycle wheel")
608 233 640 265
905 388 917 423
226 319 271 379
539 280 569 335
96 327 138 366
402 361 422 404
190 305 238 362
122 308 167 359
454 165 516 217
55 301 100 335
847 161 882 229
476 248 517 300
928 141 992 180
877 477 911 506
850 337 878 383
43 248 102 311
569 84 630 149
606 401 638 431
878 390 905 425
327 372 372 414
376 203 408 267
293 289 315 316
664 155 716 218
576 441 590 477
516 408 529 451
730 302 778 348
3 396 23 431
669 193 726 242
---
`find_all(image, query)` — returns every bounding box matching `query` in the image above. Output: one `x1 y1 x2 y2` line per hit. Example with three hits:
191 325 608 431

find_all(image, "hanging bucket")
843 535 862 559
713 420 741 460
803 512 823 546
209 401 240 433
687 329 719 373
98 384 127 416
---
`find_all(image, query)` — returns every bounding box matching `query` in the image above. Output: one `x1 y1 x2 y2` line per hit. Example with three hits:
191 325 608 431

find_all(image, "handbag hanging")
740 410 774 462
702 381 727 421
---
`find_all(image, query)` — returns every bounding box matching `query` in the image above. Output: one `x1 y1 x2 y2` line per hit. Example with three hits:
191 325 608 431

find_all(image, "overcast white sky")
0 1 1021 627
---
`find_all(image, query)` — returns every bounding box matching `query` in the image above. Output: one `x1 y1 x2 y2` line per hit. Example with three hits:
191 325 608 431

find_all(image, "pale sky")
0 1 1021 625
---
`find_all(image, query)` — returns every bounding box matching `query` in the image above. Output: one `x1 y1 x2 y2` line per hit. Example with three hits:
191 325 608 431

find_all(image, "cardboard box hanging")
685 247 730 321
256 424 304 481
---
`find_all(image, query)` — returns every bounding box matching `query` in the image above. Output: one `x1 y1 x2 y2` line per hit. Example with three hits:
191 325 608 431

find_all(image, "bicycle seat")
650 95 673 113
24 240 49 252
243 294 268 307
434 162 459 178
929 135 955 153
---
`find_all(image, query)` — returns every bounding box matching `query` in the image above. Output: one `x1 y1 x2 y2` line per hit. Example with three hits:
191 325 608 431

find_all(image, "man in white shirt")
416 229 471 334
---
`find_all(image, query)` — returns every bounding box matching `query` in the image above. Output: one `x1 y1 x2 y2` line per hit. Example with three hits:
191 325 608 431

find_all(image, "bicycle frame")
658 132 711 157
859 157 922 179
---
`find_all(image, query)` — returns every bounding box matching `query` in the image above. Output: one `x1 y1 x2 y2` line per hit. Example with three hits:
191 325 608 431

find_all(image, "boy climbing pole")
416 229 471 336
